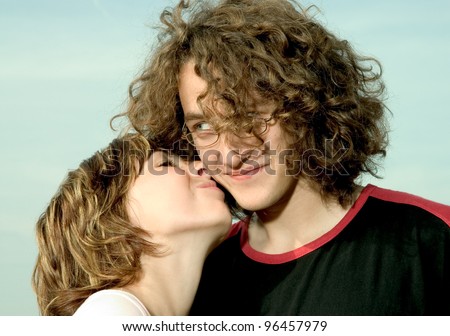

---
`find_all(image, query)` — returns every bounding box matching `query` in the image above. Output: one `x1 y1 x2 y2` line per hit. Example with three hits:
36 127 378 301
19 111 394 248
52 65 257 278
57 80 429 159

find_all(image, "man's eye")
194 122 214 132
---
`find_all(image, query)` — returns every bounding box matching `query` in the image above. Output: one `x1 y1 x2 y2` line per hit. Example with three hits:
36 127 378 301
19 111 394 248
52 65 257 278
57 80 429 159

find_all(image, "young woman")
32 133 232 315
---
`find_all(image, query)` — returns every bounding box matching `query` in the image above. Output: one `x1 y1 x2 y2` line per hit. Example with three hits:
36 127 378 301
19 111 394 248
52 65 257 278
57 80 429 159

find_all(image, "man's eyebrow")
184 112 205 122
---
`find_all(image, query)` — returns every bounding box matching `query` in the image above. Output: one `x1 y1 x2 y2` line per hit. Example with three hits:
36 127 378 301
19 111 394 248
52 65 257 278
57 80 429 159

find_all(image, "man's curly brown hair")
120 0 389 206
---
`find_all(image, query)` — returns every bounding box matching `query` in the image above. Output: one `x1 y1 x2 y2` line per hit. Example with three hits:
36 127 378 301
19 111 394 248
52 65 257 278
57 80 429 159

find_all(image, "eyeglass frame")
181 113 276 149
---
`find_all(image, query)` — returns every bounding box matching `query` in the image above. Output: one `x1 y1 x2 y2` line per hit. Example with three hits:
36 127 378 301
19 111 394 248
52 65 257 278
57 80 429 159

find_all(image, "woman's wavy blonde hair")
119 0 389 206
32 133 159 315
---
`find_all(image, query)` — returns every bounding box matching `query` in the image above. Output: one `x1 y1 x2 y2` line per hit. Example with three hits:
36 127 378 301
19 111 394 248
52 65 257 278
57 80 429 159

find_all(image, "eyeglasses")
182 114 275 149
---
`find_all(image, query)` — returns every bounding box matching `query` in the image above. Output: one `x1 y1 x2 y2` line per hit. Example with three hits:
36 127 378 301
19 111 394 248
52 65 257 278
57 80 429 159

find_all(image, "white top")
73 289 151 316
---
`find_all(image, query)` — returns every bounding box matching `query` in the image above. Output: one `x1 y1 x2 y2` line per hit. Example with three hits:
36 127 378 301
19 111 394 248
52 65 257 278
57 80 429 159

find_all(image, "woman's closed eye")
158 158 176 167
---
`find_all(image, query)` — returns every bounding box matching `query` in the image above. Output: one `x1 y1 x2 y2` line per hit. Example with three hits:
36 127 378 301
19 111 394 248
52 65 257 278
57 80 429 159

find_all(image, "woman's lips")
197 181 219 189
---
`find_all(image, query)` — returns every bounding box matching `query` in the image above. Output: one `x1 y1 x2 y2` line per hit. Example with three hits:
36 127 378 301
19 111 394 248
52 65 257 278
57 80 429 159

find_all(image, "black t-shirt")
190 185 450 315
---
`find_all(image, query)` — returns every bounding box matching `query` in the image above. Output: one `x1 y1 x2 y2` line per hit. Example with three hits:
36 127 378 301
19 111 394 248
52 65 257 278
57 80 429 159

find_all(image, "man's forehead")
183 99 276 120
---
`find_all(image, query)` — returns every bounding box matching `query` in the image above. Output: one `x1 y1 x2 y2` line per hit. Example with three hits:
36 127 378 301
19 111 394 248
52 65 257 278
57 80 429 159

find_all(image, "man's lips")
227 165 266 178
202 162 269 178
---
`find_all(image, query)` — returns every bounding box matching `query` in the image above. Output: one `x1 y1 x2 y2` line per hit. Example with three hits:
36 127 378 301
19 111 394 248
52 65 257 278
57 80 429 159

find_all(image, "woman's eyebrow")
153 151 183 163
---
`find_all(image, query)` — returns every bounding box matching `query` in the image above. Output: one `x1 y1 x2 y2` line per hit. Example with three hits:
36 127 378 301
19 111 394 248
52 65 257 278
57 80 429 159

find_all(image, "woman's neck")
123 227 228 315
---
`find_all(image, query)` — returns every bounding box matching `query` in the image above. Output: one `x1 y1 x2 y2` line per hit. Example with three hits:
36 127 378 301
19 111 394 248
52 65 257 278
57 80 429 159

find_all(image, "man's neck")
249 181 361 254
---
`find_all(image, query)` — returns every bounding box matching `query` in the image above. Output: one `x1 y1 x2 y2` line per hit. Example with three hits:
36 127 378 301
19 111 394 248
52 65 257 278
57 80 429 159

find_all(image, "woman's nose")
188 160 210 178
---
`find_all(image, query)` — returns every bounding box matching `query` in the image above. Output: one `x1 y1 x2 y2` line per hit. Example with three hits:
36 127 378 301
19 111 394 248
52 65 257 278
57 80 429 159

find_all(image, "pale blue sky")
0 0 448 315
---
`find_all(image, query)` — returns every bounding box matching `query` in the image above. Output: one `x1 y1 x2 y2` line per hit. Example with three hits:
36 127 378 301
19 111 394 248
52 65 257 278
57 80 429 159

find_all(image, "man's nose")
199 135 262 171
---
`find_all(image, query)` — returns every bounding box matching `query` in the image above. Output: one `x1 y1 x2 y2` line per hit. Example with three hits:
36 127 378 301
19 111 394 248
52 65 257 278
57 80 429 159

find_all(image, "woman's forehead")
148 150 190 165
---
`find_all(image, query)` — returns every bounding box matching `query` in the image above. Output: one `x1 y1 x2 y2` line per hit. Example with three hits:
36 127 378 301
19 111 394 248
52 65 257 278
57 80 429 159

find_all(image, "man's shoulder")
362 184 450 226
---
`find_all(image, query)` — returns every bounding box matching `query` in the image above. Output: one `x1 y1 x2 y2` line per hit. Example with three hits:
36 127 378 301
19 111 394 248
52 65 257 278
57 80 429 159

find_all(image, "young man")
124 0 450 315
